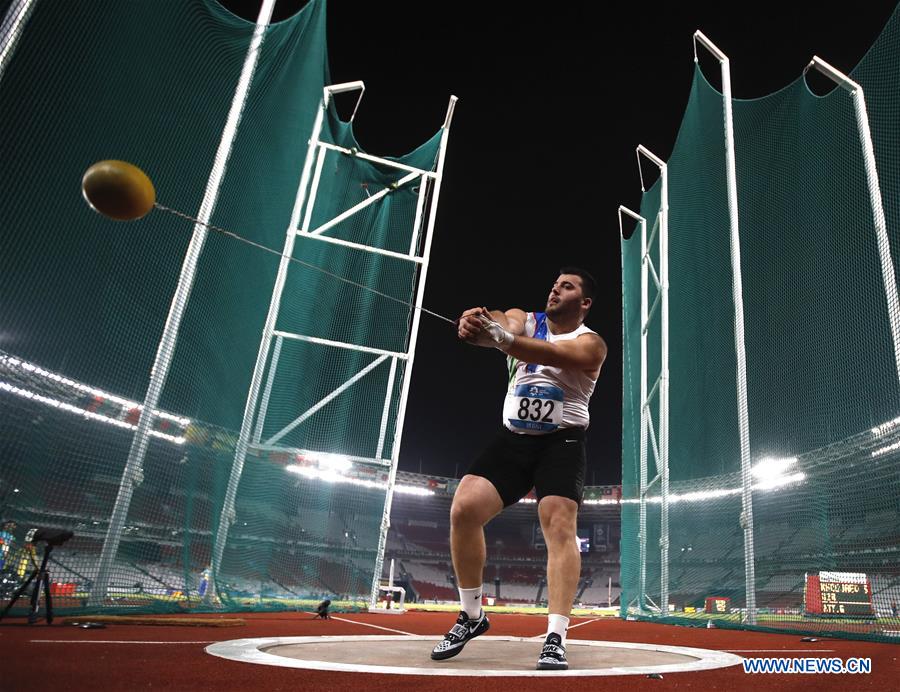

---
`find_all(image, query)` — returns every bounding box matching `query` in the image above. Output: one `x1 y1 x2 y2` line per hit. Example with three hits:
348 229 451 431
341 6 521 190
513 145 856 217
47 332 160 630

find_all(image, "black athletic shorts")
466 427 586 507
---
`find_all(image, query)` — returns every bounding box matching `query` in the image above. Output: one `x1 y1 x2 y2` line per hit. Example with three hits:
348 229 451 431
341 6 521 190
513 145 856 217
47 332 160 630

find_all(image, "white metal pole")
369 95 457 607
264 354 388 446
252 334 283 444
806 56 900 385
409 177 429 257
637 145 669 617
376 357 398 460
208 81 330 602
0 0 37 83
317 141 438 178
90 0 277 606
619 205 648 613
640 217 649 614
272 330 409 360
299 228 426 263
308 171 421 236
300 146 327 233
659 160 671 620
695 30 756 624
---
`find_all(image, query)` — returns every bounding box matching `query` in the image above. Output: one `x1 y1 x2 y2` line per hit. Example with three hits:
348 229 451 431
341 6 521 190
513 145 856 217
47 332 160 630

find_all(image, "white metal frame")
804 56 900 385
618 205 649 613
369 585 406 614
368 95 457 608
0 0 38 83
694 30 756 625
370 558 406 614
89 0 278 605
208 81 457 607
628 142 670 616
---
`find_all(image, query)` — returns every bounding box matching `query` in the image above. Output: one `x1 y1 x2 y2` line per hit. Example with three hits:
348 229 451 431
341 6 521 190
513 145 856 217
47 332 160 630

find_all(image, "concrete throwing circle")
205 635 744 677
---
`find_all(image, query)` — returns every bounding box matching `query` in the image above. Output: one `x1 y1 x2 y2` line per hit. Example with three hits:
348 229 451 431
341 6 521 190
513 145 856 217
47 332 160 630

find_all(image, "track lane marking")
724 649 836 653
31 640 216 644
330 615 416 635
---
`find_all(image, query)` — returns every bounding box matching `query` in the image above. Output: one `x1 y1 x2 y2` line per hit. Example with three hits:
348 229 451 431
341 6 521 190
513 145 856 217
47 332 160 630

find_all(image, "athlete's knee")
450 494 489 528
539 496 578 547
450 476 502 527
542 521 576 548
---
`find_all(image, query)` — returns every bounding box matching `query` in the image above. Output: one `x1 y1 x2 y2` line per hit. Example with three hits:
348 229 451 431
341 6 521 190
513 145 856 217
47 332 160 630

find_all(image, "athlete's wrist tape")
479 316 515 350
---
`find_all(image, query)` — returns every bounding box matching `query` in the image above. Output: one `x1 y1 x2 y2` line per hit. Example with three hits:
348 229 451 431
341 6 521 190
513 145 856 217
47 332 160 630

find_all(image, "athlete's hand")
457 307 495 347
457 307 514 349
480 316 514 349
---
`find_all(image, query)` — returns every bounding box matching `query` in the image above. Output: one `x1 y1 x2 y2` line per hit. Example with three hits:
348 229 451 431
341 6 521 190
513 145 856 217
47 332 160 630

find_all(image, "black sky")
221 1 897 483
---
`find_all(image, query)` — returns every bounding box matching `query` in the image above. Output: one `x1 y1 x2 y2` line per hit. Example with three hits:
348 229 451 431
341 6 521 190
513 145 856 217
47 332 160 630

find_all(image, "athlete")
431 267 607 670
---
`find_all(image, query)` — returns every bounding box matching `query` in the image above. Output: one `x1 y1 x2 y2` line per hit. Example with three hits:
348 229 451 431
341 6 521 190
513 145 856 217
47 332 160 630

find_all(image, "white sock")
458 585 483 619
547 613 569 646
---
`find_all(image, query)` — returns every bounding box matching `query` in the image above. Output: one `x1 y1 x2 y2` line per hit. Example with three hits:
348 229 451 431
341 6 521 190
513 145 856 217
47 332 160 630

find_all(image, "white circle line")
205 635 745 677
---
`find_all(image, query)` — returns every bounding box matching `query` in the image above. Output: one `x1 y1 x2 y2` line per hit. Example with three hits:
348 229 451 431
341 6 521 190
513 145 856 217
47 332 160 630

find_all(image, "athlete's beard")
546 299 574 320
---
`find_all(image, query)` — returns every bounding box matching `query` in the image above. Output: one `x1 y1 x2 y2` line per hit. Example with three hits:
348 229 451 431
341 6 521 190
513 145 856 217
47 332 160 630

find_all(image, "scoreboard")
804 572 876 617
705 596 731 614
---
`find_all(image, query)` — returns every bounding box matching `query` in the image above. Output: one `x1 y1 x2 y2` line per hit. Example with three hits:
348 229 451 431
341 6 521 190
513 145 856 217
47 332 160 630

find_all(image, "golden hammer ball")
82 160 156 221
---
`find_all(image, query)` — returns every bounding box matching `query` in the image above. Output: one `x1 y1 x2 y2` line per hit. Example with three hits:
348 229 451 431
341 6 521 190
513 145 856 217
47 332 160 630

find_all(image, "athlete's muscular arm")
506 332 607 374
457 307 604 374
487 308 526 335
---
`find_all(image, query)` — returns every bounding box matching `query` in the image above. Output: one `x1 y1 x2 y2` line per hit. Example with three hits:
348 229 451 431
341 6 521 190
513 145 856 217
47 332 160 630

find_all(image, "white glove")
478 315 514 350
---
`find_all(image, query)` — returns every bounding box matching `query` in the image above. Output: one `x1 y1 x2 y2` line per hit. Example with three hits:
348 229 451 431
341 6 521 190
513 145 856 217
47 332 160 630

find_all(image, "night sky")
222 1 896 483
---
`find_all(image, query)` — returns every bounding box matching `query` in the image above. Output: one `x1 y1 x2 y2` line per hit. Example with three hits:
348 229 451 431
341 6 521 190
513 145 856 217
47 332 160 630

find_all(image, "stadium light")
286 465 355 485
313 452 352 473
393 485 435 496
0 354 191 426
284 464 434 496
621 469 806 505
0 380 185 445
751 457 804 491
871 414 900 436
751 456 797 482
871 440 900 457
658 487 740 504
754 472 806 491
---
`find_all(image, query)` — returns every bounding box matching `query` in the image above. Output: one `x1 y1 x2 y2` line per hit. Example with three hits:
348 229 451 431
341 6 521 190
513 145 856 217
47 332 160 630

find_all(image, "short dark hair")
559 266 597 301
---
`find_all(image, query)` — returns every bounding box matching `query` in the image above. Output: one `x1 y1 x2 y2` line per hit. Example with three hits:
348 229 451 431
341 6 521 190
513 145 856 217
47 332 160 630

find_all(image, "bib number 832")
518 397 555 422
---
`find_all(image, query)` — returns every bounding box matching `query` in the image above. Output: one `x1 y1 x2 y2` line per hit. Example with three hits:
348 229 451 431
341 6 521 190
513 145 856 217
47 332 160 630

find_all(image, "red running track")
0 611 896 691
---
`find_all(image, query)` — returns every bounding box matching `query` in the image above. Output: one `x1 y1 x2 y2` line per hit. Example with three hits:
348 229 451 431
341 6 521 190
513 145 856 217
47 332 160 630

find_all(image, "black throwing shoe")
536 632 568 670
430 610 490 660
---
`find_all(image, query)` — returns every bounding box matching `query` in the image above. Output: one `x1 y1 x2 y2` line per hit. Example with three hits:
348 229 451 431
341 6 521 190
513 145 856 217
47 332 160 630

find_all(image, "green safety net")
621 8 900 642
0 0 442 614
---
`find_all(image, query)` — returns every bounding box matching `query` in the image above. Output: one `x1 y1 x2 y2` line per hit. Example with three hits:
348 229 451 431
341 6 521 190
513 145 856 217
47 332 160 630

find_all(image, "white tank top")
502 311 598 434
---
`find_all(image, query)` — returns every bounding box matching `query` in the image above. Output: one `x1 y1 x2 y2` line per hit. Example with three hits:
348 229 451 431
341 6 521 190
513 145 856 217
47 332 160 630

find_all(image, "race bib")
504 383 564 433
